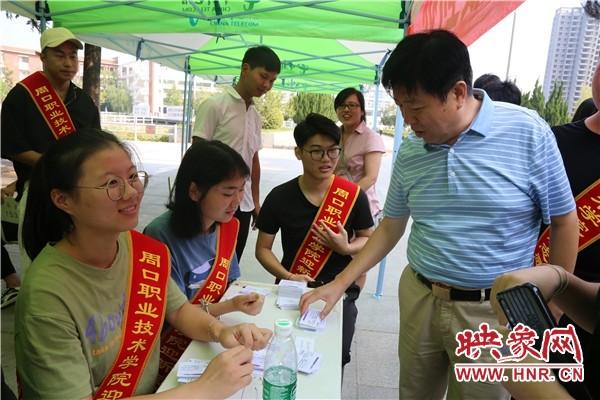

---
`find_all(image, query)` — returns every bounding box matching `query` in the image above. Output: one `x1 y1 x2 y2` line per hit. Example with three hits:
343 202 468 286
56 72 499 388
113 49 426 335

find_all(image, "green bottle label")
262 366 297 400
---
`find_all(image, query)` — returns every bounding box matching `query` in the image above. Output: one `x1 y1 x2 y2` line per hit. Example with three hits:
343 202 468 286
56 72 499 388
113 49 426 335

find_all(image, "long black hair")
22 129 130 260
167 139 249 239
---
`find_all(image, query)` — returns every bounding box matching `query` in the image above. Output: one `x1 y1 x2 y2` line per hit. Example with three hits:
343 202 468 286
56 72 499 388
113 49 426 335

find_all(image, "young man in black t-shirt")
256 113 373 368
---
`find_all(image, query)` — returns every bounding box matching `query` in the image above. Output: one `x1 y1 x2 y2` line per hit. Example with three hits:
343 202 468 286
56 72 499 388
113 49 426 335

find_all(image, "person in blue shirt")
145 139 264 317
301 29 578 399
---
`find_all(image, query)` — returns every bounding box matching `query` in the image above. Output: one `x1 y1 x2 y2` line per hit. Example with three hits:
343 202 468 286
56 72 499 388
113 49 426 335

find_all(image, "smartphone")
496 282 556 346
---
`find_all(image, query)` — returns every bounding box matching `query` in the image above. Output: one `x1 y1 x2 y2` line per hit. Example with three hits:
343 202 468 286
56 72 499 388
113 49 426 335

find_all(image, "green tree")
291 92 337 123
100 70 132 113
521 79 545 116
164 84 183 106
380 104 397 126
0 69 14 100
543 82 569 126
255 91 284 129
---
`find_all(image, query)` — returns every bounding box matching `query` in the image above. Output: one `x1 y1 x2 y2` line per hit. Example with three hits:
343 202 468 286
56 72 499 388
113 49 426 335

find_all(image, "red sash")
535 178 600 265
289 176 360 279
18 71 76 140
156 218 239 385
93 231 170 400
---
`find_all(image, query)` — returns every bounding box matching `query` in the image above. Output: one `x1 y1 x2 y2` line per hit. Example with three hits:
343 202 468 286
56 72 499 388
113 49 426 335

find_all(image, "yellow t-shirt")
15 232 187 399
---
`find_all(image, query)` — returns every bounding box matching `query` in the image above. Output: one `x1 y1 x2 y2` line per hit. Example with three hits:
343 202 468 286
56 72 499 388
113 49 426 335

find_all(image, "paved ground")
2 131 409 399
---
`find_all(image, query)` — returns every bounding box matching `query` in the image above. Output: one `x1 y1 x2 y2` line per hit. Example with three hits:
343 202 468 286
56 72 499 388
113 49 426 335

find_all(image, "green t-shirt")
15 232 188 399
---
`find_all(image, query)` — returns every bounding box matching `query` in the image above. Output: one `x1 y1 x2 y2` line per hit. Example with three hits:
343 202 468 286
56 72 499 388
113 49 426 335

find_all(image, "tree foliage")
290 92 337 123
255 91 284 129
100 70 132 113
380 104 397 127
521 79 570 126
543 82 569 126
164 84 184 106
0 69 14 100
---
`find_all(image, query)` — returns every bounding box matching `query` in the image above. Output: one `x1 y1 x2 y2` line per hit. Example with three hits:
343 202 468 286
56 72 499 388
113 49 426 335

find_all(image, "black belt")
415 271 491 302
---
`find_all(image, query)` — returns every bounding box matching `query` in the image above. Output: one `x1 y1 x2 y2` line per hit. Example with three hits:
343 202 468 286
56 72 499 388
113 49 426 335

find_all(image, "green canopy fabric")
3 0 405 92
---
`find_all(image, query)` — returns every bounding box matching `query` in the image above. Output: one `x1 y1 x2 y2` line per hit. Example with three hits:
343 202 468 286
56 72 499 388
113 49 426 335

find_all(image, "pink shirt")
335 121 386 217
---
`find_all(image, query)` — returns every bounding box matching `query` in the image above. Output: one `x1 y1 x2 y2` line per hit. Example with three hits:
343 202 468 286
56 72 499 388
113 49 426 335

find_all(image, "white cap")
40 27 83 51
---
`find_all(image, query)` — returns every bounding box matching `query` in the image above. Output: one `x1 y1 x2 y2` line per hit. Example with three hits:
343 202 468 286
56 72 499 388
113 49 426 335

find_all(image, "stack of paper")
176 359 209 383
297 309 326 331
276 280 306 310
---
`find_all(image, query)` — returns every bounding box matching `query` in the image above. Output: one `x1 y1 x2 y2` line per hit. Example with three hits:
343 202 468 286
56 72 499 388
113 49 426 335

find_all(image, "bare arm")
255 231 313 282
548 210 578 273
251 151 261 217
492 265 600 333
355 152 383 192
12 150 42 167
300 216 409 317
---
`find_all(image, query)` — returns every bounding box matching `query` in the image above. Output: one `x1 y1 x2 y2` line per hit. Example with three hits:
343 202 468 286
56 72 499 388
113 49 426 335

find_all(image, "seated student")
491 265 600 399
16 128 271 399
144 139 265 381
145 139 264 315
255 113 374 367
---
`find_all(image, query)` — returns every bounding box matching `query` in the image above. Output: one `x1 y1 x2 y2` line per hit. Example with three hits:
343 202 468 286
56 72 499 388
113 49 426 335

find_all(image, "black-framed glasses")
76 171 149 201
336 103 361 110
302 147 342 161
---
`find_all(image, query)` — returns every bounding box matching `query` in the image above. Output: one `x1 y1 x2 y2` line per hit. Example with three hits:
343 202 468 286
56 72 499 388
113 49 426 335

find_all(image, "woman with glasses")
16 129 271 399
334 87 386 220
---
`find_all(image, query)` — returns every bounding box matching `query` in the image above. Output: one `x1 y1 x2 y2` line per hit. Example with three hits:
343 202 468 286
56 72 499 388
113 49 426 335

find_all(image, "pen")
310 356 319 369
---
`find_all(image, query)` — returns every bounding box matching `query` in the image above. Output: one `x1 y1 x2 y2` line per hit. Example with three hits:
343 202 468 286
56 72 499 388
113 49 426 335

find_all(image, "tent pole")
181 56 191 158
371 49 392 300
37 1 48 31
373 107 403 300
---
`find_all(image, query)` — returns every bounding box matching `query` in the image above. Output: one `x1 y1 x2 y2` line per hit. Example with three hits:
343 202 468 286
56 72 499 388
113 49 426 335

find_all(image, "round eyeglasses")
302 147 342 161
75 171 149 201
336 103 361 110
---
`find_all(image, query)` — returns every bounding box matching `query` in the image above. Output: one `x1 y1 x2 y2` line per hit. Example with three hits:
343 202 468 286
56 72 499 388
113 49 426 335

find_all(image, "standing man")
192 46 280 261
545 61 600 398
300 30 578 399
1 27 100 273
256 113 373 368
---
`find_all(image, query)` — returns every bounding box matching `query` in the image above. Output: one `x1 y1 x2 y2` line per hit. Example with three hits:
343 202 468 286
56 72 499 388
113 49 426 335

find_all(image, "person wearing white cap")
1 26 100 276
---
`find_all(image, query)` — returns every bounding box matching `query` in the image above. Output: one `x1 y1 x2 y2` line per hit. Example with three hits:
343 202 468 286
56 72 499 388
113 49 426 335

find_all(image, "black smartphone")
496 282 556 346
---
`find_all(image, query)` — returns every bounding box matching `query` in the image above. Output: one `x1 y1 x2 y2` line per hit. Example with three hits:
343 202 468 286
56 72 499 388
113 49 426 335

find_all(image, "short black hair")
242 46 281 73
473 73 501 89
572 98 597 122
167 139 249 238
293 113 340 148
334 87 366 122
482 80 522 105
382 29 473 101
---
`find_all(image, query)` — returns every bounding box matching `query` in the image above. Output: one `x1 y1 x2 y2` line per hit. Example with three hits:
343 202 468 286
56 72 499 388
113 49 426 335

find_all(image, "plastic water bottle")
262 318 297 400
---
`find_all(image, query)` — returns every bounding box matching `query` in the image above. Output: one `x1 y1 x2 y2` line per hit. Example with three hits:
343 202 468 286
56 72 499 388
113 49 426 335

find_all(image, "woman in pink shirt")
334 87 386 219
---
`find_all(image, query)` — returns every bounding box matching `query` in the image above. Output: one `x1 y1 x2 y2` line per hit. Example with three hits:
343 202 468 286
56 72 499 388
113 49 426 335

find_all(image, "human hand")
288 273 315 283
251 204 261 230
218 323 272 351
299 280 346 319
232 293 264 316
311 221 349 255
192 346 254 398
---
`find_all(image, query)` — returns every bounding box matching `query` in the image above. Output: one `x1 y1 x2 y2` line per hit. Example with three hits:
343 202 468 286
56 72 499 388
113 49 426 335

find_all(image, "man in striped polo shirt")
301 30 578 399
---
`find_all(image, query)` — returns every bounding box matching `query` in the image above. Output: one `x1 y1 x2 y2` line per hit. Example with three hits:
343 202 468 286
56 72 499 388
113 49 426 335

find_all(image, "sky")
0 0 583 94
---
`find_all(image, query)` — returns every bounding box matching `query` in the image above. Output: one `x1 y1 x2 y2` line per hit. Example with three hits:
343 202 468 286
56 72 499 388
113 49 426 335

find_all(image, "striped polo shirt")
384 91 575 288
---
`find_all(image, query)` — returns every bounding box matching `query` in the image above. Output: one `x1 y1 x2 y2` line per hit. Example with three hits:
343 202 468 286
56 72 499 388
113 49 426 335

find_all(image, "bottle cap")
274 318 293 336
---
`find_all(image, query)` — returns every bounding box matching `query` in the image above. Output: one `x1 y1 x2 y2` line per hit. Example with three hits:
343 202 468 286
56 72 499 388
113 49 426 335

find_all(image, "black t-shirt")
1 80 101 196
551 121 600 282
257 177 374 284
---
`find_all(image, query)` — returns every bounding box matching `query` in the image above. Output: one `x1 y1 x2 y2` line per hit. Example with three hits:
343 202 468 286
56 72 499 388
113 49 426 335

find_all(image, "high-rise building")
543 7 600 113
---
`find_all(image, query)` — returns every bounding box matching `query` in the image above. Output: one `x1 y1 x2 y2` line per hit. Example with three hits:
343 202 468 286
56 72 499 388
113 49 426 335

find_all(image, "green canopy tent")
2 0 524 298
